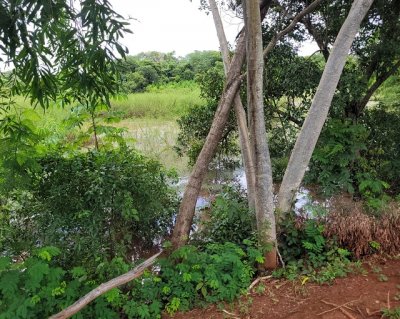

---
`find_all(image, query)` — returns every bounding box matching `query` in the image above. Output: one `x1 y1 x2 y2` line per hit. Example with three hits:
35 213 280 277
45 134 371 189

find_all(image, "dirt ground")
169 257 400 319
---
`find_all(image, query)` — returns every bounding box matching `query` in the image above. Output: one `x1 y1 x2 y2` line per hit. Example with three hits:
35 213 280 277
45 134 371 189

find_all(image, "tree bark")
208 0 256 208
244 0 276 269
170 35 246 247
171 0 323 249
277 0 375 216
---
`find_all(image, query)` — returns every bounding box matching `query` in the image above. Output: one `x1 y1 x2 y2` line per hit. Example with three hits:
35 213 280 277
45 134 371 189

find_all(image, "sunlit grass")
2 83 203 175
111 82 204 120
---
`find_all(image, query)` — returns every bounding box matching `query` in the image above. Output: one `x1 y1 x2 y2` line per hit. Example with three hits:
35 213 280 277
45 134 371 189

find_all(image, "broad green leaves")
0 0 130 109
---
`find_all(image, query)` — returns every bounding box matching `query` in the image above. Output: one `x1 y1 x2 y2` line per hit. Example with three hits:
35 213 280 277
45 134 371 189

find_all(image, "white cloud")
111 0 243 57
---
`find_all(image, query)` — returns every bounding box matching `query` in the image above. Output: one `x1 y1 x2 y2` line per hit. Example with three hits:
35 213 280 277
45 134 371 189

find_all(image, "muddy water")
178 167 329 215
121 119 326 214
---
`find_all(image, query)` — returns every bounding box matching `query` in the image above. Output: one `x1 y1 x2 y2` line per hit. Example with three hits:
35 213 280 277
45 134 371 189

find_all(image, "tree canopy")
0 0 130 109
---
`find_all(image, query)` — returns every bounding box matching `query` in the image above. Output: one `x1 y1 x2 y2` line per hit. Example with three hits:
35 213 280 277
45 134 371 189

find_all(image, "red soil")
169 257 400 319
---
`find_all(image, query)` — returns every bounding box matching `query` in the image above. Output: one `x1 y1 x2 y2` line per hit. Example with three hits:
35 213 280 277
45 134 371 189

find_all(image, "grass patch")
111 81 204 120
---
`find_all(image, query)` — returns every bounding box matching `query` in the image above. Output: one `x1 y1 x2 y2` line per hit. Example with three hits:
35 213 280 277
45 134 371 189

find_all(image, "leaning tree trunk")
277 0 375 216
244 0 276 269
208 0 256 208
170 33 247 248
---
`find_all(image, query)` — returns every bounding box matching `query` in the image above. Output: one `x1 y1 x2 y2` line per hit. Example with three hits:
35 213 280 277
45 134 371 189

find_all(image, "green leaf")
0 257 11 272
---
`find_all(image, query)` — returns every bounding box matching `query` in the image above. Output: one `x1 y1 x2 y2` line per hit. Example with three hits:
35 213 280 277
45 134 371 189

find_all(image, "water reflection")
178 167 328 214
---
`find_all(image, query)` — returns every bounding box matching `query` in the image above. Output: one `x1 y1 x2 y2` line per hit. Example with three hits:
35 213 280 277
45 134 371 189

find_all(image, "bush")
0 147 178 269
276 206 353 283
306 119 368 196
0 247 120 319
125 242 263 317
193 187 255 245
0 242 264 318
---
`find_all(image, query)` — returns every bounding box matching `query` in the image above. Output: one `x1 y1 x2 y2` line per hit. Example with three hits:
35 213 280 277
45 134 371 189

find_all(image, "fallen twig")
339 307 357 319
317 299 359 316
366 308 381 316
356 306 366 319
49 251 162 319
248 275 272 291
222 309 240 318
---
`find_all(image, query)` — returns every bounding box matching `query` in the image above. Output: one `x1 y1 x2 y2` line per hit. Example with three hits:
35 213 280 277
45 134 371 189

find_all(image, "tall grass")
111 81 204 120
2 83 203 175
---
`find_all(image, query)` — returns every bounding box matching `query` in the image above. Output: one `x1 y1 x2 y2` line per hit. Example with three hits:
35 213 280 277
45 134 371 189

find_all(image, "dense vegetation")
0 0 399 318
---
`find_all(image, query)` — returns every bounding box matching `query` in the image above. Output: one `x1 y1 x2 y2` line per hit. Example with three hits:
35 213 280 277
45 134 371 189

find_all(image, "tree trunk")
171 0 322 249
208 0 256 208
277 0 375 216
244 0 276 269
170 33 247 248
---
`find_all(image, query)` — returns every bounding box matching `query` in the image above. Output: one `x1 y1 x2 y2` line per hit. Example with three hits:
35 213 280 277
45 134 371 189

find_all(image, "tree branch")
49 251 162 319
263 0 325 58
357 60 400 114
302 15 329 61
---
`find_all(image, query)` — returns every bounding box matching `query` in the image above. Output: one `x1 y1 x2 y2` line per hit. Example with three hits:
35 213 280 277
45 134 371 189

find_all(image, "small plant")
254 283 266 295
238 296 253 315
193 186 256 246
372 266 383 273
276 210 353 284
381 307 400 319
369 240 381 252
378 274 389 282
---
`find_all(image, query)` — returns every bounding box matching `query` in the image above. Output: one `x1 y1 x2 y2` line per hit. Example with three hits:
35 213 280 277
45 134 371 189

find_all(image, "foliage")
0 242 264 318
0 0 129 109
306 119 368 196
276 206 352 284
126 242 263 317
193 187 256 245
308 106 400 203
382 307 400 319
361 106 400 194
0 108 43 190
0 147 178 269
175 102 239 167
0 247 120 319
118 51 222 93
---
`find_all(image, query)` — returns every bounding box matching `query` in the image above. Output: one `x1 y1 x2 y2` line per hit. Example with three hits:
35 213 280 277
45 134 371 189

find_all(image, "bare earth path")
169 258 400 319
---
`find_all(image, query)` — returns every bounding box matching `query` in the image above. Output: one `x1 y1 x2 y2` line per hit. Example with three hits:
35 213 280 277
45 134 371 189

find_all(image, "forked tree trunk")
243 0 276 269
171 0 322 249
208 0 256 208
277 0 374 216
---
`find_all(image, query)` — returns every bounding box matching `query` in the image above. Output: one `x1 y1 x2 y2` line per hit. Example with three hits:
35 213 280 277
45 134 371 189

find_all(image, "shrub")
125 242 263 317
192 187 256 246
276 206 353 283
0 242 264 318
0 147 178 270
0 247 119 319
306 119 368 196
